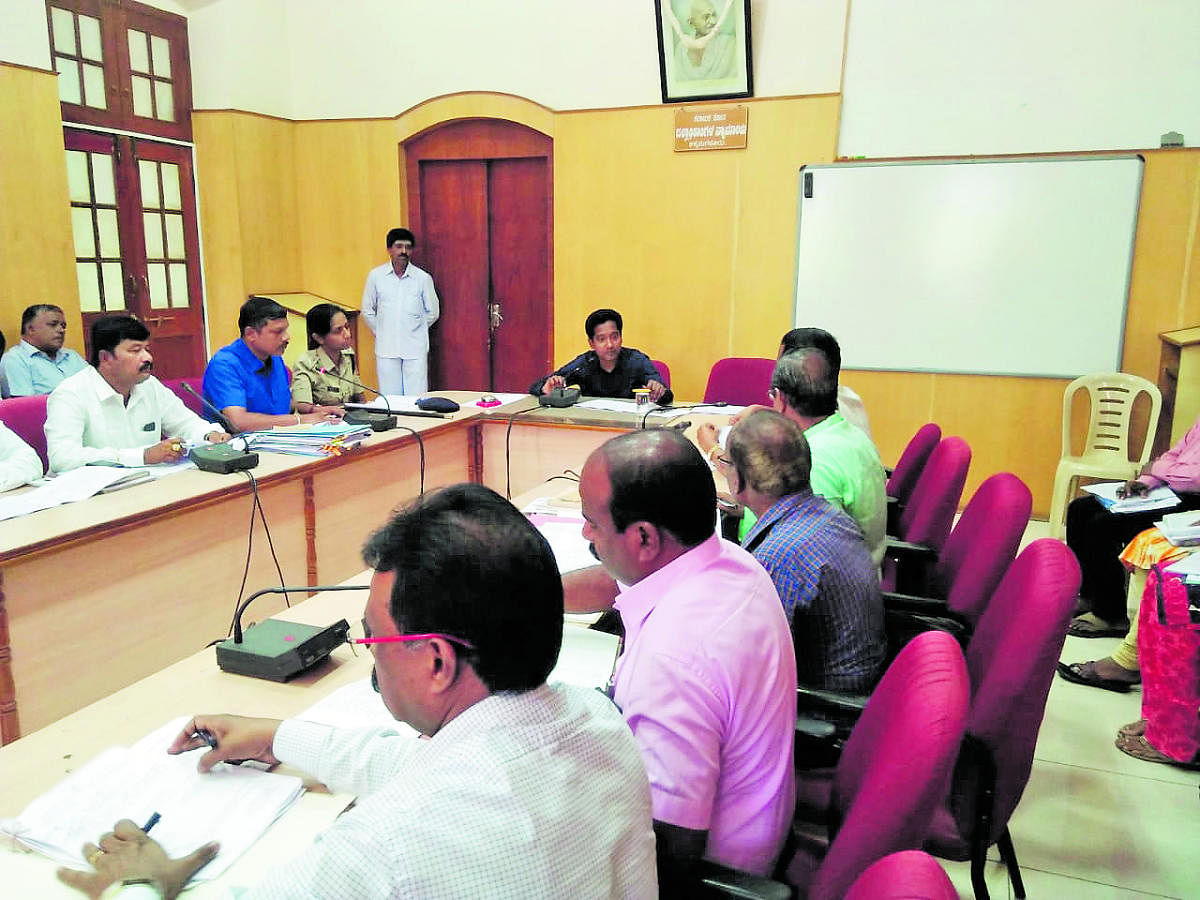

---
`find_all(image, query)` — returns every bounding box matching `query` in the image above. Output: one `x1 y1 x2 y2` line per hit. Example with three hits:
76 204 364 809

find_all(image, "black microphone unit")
320 368 398 431
216 583 368 681
180 383 260 473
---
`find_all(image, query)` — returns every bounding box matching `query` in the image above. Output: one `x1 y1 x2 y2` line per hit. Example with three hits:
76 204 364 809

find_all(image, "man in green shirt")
766 348 887 567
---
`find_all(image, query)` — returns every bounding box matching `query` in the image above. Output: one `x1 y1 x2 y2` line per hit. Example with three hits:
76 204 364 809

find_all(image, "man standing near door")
362 227 440 396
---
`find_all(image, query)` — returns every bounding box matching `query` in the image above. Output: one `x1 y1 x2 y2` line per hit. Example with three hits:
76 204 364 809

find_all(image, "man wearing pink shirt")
1066 418 1200 639
566 429 796 892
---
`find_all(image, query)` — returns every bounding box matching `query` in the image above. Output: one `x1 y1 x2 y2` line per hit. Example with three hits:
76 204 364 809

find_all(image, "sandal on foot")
1056 660 1140 693
1067 613 1130 638
1115 733 1200 770
1118 718 1147 738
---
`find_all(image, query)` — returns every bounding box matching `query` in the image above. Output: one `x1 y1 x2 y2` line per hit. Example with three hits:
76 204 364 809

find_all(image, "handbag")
1142 566 1200 762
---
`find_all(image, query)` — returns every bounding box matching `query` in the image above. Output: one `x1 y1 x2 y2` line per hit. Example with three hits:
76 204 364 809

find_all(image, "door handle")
488 302 504 331
144 315 176 327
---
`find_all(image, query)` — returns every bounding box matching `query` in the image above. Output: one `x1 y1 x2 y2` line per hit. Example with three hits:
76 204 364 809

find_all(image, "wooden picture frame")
655 0 753 104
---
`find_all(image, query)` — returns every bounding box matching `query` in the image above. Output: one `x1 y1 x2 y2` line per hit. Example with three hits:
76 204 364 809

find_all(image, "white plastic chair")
1047 373 1161 539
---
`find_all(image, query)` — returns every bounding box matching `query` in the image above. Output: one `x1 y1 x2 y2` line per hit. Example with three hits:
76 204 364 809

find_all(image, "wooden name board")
673 107 748 152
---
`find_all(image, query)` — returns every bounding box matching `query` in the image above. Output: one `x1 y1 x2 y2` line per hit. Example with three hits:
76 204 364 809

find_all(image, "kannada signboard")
673 107 748 152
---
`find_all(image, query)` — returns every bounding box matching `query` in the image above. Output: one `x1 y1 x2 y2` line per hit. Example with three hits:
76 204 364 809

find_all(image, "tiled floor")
939 520 1200 900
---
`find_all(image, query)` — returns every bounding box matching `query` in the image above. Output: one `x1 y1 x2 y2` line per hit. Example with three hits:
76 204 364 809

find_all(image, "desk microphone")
319 369 398 431
180 383 259 473
182 382 239 435
216 583 368 681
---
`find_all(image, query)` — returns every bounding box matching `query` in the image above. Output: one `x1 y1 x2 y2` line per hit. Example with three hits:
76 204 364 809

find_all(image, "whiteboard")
792 156 1144 378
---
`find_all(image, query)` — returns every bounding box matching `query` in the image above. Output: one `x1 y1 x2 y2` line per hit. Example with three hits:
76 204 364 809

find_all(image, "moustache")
139 362 154 373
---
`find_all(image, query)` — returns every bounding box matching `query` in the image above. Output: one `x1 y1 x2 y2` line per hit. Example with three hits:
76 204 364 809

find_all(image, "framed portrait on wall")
655 0 753 103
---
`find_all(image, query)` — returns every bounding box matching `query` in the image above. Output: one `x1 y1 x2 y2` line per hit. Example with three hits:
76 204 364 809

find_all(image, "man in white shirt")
0 304 87 397
45 316 229 473
0 422 43 491
58 483 657 900
362 227 440 396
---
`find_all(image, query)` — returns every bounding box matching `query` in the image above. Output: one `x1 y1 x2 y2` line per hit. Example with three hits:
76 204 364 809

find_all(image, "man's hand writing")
56 819 218 900
1116 479 1150 499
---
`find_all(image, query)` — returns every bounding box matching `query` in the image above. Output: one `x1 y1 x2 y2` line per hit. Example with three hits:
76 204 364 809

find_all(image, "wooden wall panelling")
0 66 82 351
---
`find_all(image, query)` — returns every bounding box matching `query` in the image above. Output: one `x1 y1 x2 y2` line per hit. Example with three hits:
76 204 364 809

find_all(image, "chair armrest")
884 538 939 595
694 859 793 899
796 686 870 716
884 608 970 653
886 495 902 536
884 537 937 560
884 465 895 478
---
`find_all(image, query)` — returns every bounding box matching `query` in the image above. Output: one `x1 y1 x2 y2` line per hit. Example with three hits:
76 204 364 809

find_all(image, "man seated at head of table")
203 296 344 433
0 422 43 491
721 408 885 692
290 302 364 413
59 483 657 900
529 307 674 405
564 429 795 890
45 316 230 473
0 303 87 397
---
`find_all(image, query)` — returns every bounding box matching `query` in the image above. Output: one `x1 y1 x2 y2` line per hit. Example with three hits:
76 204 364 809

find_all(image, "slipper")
1067 613 1130 638
1056 660 1140 693
1118 718 1147 738
1115 733 1200 770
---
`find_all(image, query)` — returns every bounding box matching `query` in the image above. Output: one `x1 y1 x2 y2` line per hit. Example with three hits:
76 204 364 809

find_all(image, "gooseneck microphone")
182 381 239 435
231 583 369 644
319 368 427 496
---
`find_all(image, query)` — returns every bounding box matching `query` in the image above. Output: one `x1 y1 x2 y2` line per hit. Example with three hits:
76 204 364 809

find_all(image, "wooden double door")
405 120 552 393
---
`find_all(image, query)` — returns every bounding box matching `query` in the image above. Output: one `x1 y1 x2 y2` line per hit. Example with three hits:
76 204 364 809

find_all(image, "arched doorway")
403 119 552 392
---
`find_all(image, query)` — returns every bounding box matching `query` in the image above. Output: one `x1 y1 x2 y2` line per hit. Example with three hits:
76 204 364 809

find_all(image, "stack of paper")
0 717 304 880
242 422 373 457
1081 481 1180 514
0 465 166 522
1156 509 1200 546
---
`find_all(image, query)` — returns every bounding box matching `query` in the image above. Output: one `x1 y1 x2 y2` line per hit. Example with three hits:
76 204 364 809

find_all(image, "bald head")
727 409 811 501
772 348 838 418
592 429 716 548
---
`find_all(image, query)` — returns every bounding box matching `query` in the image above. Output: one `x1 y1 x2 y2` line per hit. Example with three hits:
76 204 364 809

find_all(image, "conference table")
0 572 621 897
0 392 708 742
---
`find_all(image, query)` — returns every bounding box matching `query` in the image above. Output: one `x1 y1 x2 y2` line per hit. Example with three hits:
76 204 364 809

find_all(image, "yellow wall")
8 69 1200 517
0 64 82 356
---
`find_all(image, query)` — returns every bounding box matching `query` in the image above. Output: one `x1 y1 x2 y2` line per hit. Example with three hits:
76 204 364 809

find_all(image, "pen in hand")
142 811 161 834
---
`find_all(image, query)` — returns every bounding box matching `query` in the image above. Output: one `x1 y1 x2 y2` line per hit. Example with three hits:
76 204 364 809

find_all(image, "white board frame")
792 155 1144 378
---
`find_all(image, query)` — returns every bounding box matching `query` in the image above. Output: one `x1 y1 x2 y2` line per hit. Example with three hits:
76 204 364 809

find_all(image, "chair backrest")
650 360 671 388
934 472 1033 625
703 357 775 406
161 376 204 416
886 423 941 504
0 394 50 472
897 437 971 552
810 631 969 900
844 851 957 900
1061 372 1161 467
954 538 1080 841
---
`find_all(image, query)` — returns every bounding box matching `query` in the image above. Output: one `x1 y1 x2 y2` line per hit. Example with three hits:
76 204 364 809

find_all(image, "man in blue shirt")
1 304 87 396
203 297 343 432
721 408 885 692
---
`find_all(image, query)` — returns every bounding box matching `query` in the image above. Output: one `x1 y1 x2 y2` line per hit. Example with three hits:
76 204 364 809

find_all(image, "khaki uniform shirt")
291 347 361 406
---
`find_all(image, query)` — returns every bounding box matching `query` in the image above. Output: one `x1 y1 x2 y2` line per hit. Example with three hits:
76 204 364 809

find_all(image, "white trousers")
375 356 428 396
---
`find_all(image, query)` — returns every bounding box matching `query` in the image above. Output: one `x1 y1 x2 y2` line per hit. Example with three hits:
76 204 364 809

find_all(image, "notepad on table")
1081 481 1180 513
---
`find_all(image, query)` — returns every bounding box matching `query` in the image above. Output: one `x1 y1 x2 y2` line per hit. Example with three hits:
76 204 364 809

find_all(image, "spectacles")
355 620 475 650
715 455 734 468
354 632 476 650
767 387 779 402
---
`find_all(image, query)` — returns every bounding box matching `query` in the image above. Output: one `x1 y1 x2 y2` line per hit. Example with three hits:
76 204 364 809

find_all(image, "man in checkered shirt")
60 484 657 899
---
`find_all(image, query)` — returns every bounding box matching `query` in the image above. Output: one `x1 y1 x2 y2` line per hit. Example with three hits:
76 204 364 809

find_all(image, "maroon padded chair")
161 376 205 416
924 539 1080 900
702 357 775 407
784 630 969 900
882 437 971 594
844 851 958 900
650 359 671 388
887 472 1033 629
0 394 49 473
886 423 942 534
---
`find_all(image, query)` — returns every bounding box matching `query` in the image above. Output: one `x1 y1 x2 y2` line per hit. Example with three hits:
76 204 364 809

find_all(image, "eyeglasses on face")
355 620 475 650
